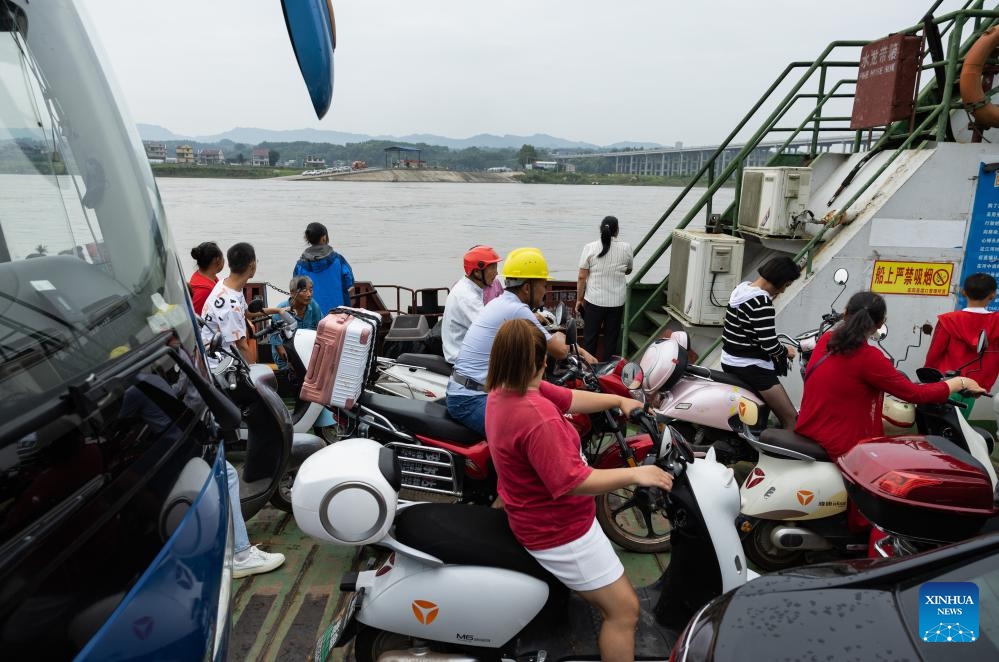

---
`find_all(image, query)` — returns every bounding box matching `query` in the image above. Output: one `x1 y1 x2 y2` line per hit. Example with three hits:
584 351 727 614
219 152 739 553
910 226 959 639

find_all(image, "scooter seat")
396 353 452 376
758 428 831 461
705 367 758 394
394 503 568 604
358 391 482 444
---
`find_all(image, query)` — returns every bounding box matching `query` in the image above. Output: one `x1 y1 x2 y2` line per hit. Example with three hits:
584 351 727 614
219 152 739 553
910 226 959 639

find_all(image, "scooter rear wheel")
353 626 477 662
744 520 806 571
269 468 295 512
595 488 672 553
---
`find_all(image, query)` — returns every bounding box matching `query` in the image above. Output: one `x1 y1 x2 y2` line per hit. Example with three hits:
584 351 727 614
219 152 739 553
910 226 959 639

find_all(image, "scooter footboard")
356 556 548 648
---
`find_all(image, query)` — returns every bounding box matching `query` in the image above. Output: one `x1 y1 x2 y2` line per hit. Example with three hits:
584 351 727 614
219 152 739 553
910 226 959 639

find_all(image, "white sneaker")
233 545 285 579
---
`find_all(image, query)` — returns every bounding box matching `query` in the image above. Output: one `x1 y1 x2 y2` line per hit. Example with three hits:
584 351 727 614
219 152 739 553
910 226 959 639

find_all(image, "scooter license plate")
314 591 359 661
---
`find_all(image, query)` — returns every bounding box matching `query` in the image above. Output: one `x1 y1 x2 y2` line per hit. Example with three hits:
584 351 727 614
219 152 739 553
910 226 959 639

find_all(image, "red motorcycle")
551 350 671 553
326 320 670 552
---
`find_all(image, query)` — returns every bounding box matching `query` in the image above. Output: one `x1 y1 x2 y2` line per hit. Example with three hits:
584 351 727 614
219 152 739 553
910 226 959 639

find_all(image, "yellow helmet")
501 247 551 282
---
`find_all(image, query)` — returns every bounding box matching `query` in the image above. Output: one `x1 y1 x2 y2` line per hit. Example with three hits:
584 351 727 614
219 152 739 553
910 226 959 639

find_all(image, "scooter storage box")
292 438 399 546
301 308 378 409
837 435 997 543
385 314 430 342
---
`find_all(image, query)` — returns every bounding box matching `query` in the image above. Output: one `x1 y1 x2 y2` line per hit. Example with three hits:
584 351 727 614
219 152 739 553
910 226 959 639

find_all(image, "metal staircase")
622 0 999 359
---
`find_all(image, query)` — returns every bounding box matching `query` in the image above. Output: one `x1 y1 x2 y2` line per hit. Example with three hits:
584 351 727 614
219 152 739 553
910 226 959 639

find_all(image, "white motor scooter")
735 331 998 571
293 401 751 661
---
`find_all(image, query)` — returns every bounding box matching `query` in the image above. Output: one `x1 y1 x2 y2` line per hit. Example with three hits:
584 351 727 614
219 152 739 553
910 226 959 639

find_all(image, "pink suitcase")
300 309 377 409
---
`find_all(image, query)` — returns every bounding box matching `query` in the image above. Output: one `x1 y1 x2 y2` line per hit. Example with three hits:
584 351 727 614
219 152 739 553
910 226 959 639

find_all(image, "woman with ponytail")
575 215 633 360
796 291 985 459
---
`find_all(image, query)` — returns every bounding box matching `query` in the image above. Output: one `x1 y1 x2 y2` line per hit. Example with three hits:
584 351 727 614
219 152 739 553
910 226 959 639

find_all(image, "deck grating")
230 593 276 661
230 504 669 661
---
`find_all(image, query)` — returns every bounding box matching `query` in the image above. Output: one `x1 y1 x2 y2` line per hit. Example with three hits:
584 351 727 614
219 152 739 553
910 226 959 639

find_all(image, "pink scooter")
640 331 767 464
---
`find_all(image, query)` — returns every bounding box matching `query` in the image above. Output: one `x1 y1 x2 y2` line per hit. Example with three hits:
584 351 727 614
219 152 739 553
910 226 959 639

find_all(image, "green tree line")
153 139 553 171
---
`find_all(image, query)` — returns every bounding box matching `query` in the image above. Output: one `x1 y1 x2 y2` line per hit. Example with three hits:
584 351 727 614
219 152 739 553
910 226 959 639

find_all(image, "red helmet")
463 245 501 276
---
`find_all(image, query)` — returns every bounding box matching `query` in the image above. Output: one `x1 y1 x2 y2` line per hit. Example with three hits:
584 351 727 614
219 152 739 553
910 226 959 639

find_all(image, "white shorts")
527 520 624 592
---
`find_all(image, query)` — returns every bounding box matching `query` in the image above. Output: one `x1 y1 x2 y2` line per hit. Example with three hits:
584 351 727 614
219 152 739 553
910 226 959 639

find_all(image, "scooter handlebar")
253 321 274 341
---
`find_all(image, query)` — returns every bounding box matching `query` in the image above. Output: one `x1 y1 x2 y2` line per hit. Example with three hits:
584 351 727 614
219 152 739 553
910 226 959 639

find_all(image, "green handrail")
622 1 999 359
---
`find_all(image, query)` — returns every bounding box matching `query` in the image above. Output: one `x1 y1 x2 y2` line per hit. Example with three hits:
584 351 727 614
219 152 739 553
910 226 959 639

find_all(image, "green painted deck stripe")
230 505 670 661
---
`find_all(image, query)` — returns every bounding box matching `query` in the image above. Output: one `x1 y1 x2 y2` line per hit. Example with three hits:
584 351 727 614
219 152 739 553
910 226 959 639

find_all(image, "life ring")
959 25 999 128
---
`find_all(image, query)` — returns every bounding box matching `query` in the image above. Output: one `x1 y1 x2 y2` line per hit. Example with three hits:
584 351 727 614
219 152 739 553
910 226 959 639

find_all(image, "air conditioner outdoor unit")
737 166 812 237
666 229 745 326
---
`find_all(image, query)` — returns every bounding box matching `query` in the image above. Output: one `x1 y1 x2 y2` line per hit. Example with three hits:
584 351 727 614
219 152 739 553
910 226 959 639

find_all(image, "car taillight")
876 471 943 498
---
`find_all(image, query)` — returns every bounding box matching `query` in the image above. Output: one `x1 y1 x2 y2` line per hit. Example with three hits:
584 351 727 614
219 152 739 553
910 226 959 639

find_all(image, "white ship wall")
701 142 999 417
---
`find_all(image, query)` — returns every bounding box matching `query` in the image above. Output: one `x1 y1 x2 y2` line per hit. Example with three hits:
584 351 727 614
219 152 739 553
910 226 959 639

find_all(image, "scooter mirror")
247 298 265 314
620 362 644 391
916 366 944 383
875 324 888 341
978 330 989 355
208 331 224 356
565 318 578 347
833 268 849 285
554 301 566 326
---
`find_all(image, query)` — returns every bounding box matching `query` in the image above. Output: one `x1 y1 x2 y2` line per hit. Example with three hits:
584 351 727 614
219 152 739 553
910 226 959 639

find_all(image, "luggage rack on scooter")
386 441 463 500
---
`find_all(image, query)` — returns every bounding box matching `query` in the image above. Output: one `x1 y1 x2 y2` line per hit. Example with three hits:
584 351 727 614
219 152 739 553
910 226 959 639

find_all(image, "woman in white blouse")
575 216 633 360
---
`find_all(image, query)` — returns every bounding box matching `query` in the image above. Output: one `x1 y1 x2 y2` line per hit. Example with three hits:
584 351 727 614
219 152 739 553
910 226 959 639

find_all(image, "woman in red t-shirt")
485 319 672 662
188 241 225 314
796 291 985 459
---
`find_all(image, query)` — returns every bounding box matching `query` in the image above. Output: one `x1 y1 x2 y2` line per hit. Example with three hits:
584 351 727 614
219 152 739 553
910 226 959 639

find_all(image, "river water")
157 178 733 295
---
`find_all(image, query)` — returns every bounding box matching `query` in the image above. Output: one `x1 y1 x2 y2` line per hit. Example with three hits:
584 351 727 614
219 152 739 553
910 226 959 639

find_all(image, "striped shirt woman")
720 256 802 428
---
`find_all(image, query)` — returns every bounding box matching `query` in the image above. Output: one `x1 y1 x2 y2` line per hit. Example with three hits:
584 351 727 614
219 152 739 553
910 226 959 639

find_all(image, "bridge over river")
552 135 857 178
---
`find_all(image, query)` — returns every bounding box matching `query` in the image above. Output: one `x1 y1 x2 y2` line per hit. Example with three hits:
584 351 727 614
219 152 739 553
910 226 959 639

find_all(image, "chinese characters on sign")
857 41 901 81
870 261 953 296
957 162 999 311
850 34 921 129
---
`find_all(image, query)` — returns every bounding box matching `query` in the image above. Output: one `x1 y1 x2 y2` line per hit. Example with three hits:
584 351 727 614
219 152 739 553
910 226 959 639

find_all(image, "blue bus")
0 1 334 658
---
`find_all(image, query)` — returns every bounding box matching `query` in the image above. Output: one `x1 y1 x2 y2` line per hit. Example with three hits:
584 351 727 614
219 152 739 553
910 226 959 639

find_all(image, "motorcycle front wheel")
595 488 671 553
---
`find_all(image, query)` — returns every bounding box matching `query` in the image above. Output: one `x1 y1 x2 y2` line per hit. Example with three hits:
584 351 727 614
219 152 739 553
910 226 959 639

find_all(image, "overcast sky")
82 0 966 146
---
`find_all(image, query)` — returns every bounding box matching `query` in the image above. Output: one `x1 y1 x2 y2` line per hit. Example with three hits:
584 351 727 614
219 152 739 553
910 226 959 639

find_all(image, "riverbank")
150 165 726 187
301 168 519 183
151 164 301 178
518 170 735 187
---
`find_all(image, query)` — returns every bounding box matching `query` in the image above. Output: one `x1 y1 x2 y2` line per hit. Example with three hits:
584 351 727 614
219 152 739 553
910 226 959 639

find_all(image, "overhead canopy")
384 146 424 168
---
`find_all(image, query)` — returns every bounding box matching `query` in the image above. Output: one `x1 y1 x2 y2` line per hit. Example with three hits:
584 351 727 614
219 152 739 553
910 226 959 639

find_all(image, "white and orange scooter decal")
796 490 815 506
412 600 439 625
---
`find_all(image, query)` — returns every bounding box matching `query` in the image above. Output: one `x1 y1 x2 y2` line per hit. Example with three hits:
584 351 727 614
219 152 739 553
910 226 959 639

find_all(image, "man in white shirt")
447 247 596 436
199 242 288 578
200 243 284 368
441 245 502 364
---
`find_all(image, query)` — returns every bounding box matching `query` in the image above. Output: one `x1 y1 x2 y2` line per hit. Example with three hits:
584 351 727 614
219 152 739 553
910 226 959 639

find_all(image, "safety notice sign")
870 260 953 296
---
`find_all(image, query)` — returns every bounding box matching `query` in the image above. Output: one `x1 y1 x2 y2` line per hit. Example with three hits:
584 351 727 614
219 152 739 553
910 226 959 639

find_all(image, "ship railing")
623 0 999 359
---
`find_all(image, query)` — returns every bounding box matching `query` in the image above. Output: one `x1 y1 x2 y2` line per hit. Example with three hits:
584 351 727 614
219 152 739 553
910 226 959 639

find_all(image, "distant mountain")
135 124 664 151
391 133 605 150
197 127 374 145
137 123 189 141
